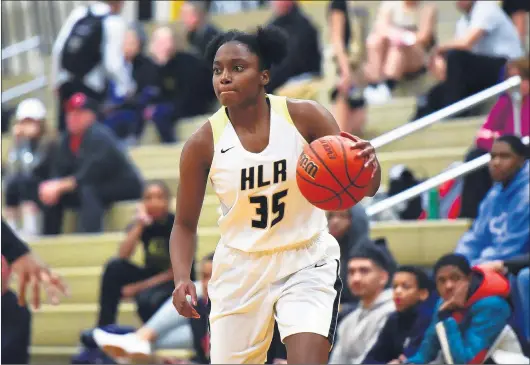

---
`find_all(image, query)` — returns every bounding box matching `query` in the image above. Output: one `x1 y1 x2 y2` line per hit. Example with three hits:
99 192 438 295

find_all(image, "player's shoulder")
181 118 214 166
284 97 335 138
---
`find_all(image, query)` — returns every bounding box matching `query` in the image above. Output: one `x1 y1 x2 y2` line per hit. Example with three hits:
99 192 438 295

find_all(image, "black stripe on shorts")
327 259 342 347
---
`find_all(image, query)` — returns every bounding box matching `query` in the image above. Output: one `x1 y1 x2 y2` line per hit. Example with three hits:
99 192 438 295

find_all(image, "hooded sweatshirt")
407 267 520 364
330 289 395 364
455 161 529 266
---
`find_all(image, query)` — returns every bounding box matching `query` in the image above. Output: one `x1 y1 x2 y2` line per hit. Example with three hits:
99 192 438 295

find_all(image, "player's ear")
260 70 270 86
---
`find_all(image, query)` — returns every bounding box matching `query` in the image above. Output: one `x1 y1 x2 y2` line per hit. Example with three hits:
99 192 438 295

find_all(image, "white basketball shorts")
207 231 342 364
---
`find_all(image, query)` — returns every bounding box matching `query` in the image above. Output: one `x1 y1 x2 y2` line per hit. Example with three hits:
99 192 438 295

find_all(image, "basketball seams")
296 171 343 205
308 141 358 202
336 136 370 190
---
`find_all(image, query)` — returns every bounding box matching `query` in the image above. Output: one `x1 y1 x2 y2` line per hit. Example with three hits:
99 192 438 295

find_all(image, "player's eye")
234 65 244 72
213 67 221 75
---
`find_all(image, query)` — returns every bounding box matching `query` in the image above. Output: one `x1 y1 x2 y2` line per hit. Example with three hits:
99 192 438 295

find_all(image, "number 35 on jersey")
241 159 288 229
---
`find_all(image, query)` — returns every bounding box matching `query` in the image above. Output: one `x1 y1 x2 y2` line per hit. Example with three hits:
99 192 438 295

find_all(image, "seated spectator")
502 0 530 47
265 1 322 101
480 254 530 350
415 0 524 120
363 1 437 104
328 0 367 136
327 207 370 307
143 26 215 143
405 254 524 364
1 255 31 364
97 181 185 327
181 0 221 59
104 23 157 146
460 56 529 218
363 266 435 364
93 252 209 363
329 244 395 364
38 93 143 234
4 99 57 236
456 135 529 266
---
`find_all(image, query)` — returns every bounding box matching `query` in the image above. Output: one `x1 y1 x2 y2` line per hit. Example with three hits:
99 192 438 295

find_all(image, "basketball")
296 135 374 211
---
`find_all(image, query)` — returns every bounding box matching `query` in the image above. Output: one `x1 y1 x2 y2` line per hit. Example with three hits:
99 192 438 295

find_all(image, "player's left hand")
122 283 143 298
340 131 379 178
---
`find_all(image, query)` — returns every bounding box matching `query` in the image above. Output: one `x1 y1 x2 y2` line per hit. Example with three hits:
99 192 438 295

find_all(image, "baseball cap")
15 98 47 121
65 92 100 114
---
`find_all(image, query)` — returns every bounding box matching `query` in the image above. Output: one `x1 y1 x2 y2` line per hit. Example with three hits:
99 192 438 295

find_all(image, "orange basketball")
296 135 374 211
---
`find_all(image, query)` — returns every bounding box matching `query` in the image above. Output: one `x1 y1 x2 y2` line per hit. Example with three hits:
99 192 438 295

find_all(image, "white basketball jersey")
208 94 328 253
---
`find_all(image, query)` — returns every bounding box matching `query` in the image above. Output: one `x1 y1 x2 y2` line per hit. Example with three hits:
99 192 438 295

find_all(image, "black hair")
202 252 215 262
496 135 529 159
433 254 471 277
348 243 389 272
205 26 288 71
396 265 433 291
145 180 171 198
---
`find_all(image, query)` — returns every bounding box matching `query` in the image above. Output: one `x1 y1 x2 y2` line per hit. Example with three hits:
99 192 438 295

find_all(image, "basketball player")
170 26 381 364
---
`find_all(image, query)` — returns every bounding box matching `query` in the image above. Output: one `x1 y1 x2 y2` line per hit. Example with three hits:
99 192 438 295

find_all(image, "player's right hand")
172 279 200 319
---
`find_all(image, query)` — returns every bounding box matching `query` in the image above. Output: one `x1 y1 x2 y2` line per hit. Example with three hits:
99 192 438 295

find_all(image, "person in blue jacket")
363 266 436 364
404 254 517 364
456 135 529 266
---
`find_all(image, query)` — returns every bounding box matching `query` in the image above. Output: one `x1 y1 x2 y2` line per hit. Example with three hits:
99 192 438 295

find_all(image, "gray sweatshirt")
330 289 396 364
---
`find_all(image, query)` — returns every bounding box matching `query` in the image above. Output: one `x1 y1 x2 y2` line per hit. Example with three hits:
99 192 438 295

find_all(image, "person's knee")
366 33 386 50
518 268 530 287
445 49 469 66
103 258 129 278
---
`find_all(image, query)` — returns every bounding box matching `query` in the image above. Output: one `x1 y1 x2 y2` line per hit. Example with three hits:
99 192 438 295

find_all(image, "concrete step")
29 220 469 270
30 346 194 365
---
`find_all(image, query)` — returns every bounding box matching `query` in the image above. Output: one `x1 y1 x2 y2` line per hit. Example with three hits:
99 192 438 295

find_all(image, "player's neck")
226 94 269 131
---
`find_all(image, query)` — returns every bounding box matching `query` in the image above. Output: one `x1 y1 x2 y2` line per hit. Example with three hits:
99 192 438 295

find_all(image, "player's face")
489 141 525 183
66 109 95 135
435 265 469 301
392 272 428 312
201 260 213 299
212 42 269 107
347 258 387 299
326 210 351 239
143 184 169 220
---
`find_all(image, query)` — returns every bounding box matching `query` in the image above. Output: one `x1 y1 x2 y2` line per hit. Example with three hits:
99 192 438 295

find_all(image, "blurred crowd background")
1 0 529 364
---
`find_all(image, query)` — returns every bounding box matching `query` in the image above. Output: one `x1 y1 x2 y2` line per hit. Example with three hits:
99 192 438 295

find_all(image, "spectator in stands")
1 255 31 364
363 1 438 105
405 254 523 364
460 56 529 218
103 23 155 146
97 181 184 327
363 266 435 364
456 135 529 266
142 26 215 143
480 255 530 349
328 0 367 136
264 1 322 101
327 207 370 307
93 251 208 363
329 244 395 364
51 0 135 131
415 0 524 120
4 99 57 236
502 0 530 47
39 93 143 234
181 0 220 59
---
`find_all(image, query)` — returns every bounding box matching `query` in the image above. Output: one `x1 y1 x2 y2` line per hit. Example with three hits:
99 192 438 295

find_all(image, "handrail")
1 76 48 103
1 36 41 60
370 76 522 149
366 135 530 217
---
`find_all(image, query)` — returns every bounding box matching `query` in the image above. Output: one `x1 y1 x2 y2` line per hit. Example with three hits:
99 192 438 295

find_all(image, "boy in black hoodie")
363 266 436 364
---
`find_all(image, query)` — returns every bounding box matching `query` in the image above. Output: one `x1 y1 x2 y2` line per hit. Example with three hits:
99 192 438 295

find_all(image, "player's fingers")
18 272 29 307
31 274 41 309
178 301 197 318
339 131 359 142
187 283 198 306
48 271 69 297
364 154 376 168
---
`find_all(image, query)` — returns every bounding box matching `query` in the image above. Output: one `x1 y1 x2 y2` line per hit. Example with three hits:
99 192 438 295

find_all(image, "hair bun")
255 26 288 67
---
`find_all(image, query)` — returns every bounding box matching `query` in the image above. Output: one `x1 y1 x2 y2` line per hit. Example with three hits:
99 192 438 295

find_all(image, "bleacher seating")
0 1 487 363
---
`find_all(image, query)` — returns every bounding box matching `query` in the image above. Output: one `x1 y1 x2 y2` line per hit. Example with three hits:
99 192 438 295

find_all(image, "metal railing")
370 76 522 149
366 135 529 217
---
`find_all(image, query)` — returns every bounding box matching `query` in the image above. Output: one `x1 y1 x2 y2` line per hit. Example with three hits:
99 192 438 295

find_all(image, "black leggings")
97 258 174 326
459 147 492 219
1 290 31 364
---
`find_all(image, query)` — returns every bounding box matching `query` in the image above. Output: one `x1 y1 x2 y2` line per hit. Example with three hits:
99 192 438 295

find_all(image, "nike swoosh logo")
315 262 326 268
221 147 235 153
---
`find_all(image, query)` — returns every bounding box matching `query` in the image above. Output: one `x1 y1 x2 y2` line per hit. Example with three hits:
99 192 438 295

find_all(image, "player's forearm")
366 158 382 197
169 224 197 283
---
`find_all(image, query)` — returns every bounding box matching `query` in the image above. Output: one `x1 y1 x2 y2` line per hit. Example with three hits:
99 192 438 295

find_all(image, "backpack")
61 7 106 78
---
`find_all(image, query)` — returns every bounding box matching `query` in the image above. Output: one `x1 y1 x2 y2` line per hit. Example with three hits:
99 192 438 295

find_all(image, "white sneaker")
374 83 392 104
93 329 153 363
